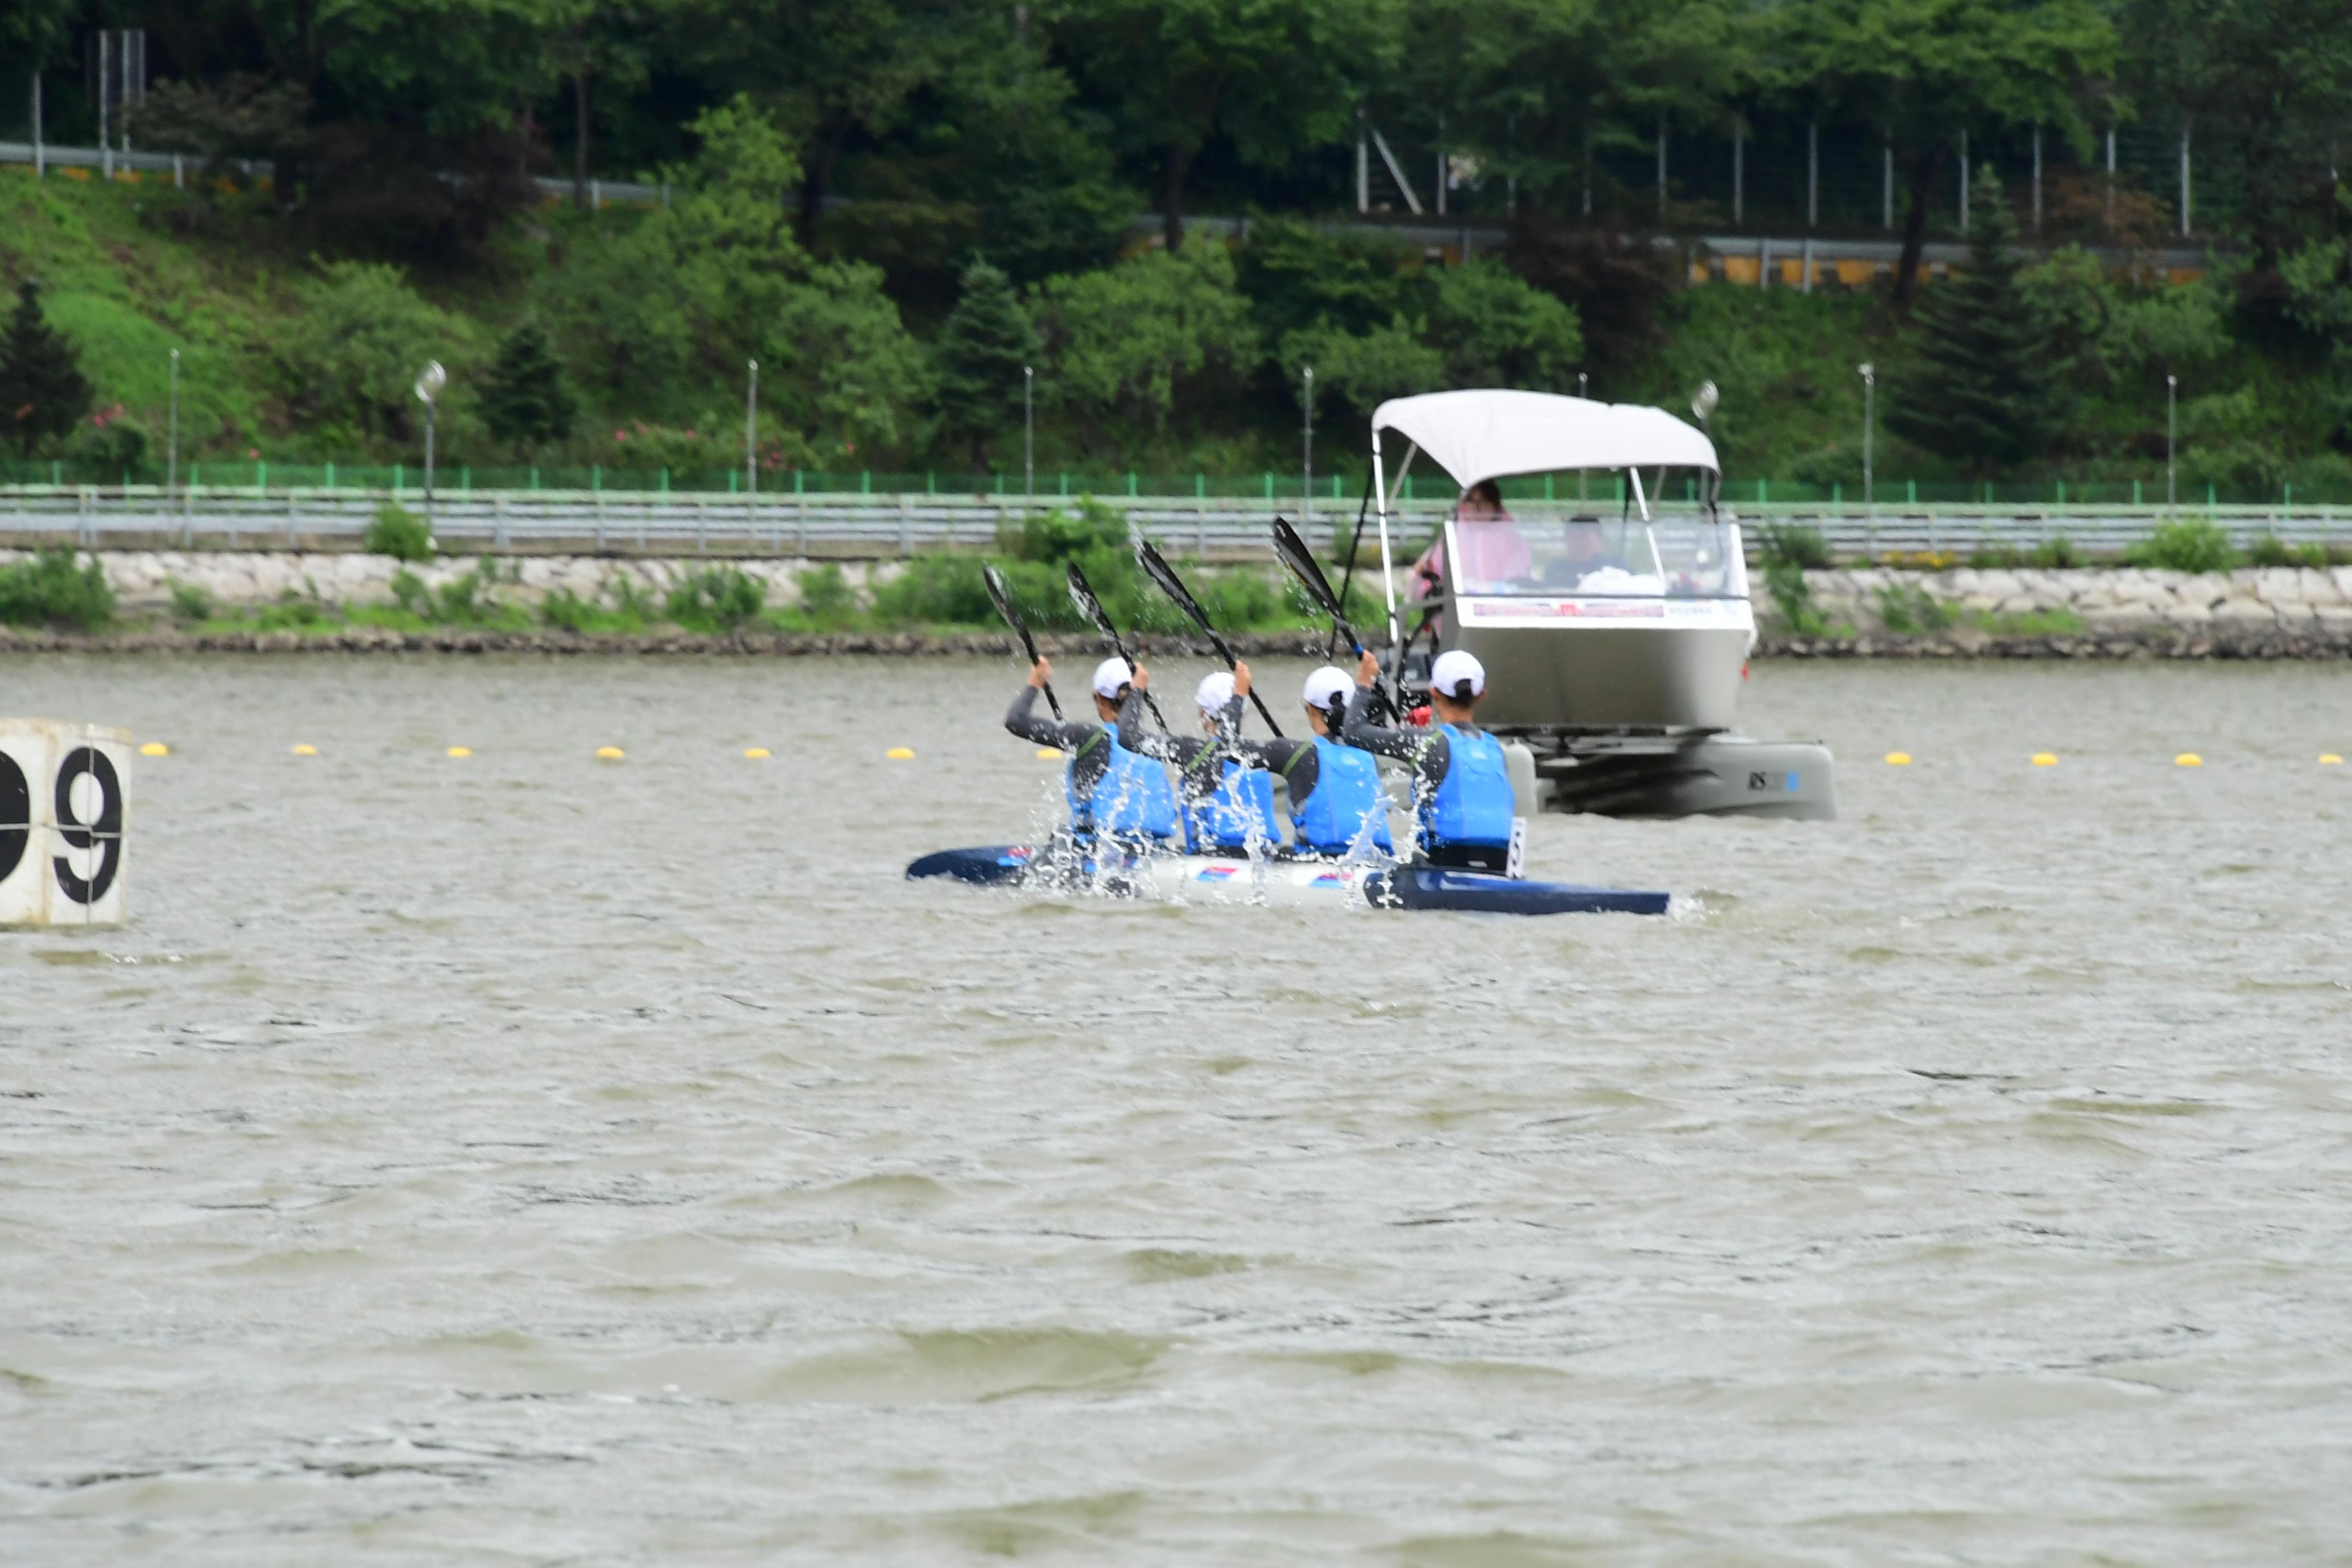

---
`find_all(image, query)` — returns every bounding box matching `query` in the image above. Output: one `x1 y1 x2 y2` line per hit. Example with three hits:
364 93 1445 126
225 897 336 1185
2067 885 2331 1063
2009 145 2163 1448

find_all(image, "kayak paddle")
1134 540 1283 737
983 563 1060 720
1271 515 1364 655
1064 562 1167 727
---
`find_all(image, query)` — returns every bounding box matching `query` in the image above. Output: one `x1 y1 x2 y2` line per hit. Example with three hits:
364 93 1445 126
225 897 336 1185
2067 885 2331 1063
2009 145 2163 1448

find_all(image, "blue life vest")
1290 735 1394 855
1423 724 1515 848
1185 756 1282 852
1066 730 1178 838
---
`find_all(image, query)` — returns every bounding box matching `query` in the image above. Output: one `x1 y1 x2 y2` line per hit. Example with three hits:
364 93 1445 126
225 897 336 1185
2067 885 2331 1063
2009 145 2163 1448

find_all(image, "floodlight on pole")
1023 366 1034 500
166 348 179 495
414 360 445 527
1302 366 1315 527
2166 374 2178 511
1691 380 1718 426
1858 363 1875 511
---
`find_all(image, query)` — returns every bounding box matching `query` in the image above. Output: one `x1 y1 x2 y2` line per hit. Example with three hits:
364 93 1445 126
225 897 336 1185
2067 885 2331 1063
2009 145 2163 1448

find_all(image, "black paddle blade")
1063 562 1106 632
983 563 1059 719
1271 516 1361 652
1135 540 1212 632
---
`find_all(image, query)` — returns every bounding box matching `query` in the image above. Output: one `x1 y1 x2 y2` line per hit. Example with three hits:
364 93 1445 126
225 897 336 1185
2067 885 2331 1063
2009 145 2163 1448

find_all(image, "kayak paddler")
1123 662 1395 859
1007 655 1179 844
1117 662 1284 854
1342 647 1518 873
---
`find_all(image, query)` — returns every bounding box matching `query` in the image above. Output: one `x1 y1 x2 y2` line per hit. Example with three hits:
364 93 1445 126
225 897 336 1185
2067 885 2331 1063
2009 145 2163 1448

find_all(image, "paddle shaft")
983 565 1061 720
1064 564 1168 728
1134 544 1284 737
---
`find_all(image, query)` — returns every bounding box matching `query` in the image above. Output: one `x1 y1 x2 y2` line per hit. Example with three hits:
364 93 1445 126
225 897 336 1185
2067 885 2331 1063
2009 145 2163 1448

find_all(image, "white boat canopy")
1371 389 1719 489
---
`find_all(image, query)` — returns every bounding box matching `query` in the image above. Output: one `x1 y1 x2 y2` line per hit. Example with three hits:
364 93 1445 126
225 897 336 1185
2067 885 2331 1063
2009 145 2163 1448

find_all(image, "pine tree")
932 258 1040 467
0 280 93 458
478 322 576 457
1885 170 2069 474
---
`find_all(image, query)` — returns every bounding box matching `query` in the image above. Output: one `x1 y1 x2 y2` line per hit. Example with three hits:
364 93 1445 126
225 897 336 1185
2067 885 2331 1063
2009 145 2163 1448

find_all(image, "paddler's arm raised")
1006 658 1097 749
1115 665 1200 764
1342 649 1449 792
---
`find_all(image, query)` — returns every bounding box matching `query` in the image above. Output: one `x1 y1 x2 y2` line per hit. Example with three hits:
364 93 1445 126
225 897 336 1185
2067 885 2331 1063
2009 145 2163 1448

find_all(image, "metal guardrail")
3 488 2348 560
1 140 668 206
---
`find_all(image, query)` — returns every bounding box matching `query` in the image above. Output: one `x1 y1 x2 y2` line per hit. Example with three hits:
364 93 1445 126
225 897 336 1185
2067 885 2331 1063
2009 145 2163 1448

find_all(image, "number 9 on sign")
0 720 132 927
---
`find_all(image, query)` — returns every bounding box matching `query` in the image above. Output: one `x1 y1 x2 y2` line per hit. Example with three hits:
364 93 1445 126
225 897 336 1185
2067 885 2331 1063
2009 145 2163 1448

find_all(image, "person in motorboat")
1409 480 1529 635
1117 662 1284 854
1342 647 1516 873
1005 655 1179 845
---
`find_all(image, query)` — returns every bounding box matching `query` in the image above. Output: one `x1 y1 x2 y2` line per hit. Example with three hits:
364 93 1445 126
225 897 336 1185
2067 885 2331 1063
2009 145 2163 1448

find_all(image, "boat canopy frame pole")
1371 429 1400 662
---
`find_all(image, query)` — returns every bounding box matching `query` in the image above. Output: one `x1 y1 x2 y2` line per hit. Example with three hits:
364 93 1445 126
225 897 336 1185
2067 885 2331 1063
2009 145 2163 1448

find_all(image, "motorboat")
1363 389 1835 820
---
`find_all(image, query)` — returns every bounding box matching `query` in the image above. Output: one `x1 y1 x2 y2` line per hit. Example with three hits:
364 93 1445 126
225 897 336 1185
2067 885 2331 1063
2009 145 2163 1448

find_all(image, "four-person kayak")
905 843 1670 917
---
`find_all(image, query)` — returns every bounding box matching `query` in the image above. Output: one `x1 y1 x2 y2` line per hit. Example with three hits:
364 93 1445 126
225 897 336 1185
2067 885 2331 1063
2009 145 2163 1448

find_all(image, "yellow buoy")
138 741 170 757
2174 752 2203 767
2322 754 2344 766
2031 752 2059 767
446 746 473 758
743 747 771 760
1883 751 1912 766
886 747 916 760
291 743 318 757
1036 747 1061 760
595 745 625 761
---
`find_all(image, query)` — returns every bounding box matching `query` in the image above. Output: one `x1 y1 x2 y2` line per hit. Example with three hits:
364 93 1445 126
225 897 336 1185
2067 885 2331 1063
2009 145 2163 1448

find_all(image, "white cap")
1302 665 1354 710
1429 649 1486 701
1195 670 1236 714
1092 656 1133 700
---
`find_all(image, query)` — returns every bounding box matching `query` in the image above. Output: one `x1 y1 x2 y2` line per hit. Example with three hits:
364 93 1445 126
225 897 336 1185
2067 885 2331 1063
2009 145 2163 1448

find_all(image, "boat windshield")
1442 511 1745 600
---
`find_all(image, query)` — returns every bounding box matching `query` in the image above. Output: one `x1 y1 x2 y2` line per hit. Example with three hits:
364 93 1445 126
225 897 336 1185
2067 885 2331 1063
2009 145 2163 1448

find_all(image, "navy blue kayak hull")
906 846 1667 916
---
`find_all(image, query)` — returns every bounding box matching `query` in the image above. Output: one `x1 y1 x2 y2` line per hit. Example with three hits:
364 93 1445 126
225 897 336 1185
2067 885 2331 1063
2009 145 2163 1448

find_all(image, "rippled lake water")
4 653 2350 1564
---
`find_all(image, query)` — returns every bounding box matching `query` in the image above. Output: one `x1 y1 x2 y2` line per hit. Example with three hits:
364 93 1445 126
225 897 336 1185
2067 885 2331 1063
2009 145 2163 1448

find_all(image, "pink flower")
614 429 627 442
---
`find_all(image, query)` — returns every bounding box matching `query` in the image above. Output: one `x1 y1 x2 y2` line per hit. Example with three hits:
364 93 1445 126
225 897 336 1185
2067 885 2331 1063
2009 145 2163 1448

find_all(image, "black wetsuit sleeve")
1342 683 1449 800
1116 689 1195 763
1007 687 1114 796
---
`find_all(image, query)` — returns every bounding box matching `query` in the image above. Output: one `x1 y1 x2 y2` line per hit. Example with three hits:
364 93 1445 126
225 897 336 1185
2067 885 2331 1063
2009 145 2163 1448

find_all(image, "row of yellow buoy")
1886 750 2342 767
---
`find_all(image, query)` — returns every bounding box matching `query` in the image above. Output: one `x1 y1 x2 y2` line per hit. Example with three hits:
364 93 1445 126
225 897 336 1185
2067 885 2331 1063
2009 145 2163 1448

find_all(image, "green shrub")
665 565 767 631
365 502 435 562
431 564 505 625
1003 500 1132 565
0 547 116 630
166 578 213 622
867 554 987 627
2246 534 2328 569
2124 518 2237 573
794 562 861 629
1756 522 1833 570
254 590 330 631
1968 545 2023 569
539 587 602 632
389 567 432 617
2031 536 2081 569
1873 582 1953 634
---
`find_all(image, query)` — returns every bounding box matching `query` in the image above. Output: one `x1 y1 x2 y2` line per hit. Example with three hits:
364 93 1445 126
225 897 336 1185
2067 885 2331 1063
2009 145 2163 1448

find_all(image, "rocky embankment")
4 550 2351 657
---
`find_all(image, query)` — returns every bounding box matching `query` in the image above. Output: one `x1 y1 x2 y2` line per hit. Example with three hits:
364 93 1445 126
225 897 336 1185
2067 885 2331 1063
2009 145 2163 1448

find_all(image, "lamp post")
1858 362 1875 511
1023 366 1034 500
1302 365 1314 527
2166 374 2177 511
413 360 446 527
166 348 179 495
745 358 758 504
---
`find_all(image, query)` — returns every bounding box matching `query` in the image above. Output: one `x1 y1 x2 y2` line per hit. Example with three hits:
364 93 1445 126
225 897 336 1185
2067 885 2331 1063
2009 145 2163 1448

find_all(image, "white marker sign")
0 719 132 928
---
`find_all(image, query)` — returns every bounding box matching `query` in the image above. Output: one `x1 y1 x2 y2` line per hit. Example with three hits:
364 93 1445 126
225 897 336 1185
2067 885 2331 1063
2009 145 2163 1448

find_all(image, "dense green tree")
1032 242 1260 446
669 0 950 240
1055 0 1402 251
480 323 578 455
930 260 1041 466
271 262 471 443
0 281 95 458
2122 0 2352 260
1774 0 2113 308
1885 172 2068 473
536 96 928 459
